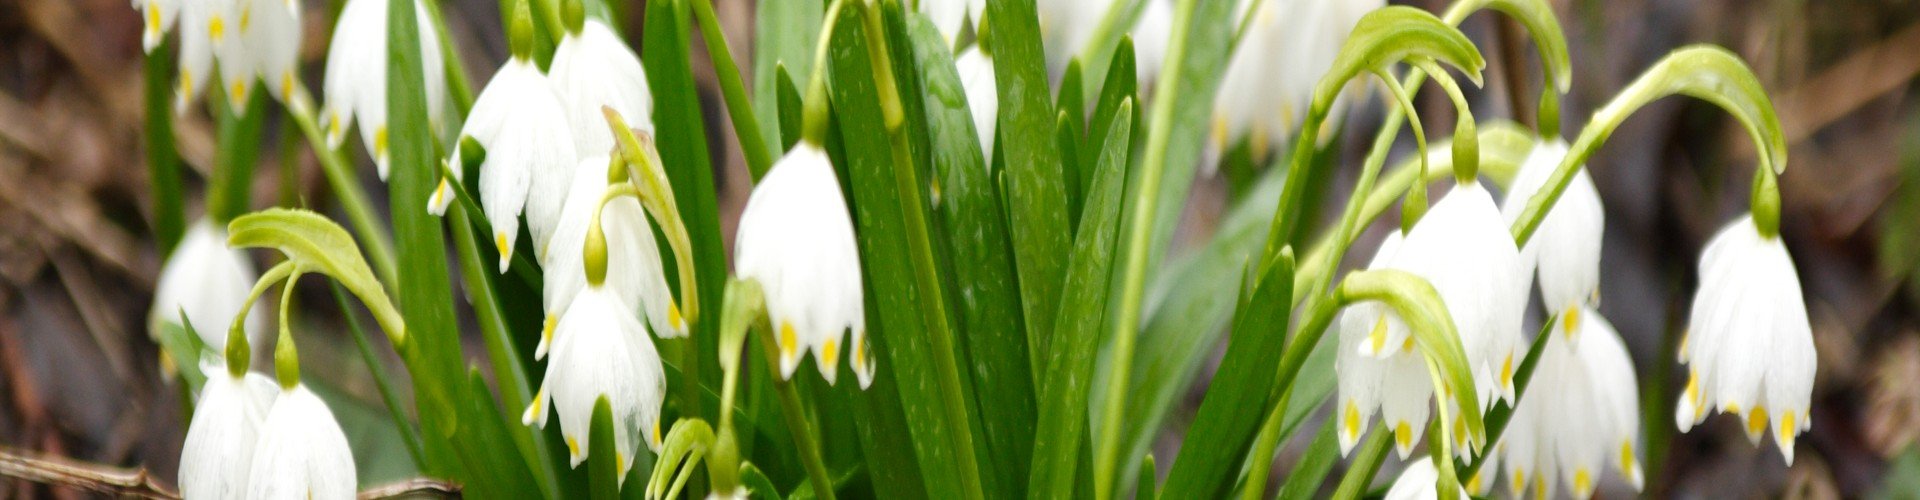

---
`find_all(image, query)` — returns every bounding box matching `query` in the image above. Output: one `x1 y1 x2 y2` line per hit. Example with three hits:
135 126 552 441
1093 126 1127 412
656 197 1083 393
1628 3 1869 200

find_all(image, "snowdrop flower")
322 0 449 178
134 0 179 52
429 18 578 271
1036 0 1172 81
539 155 682 359
1501 139 1604 335
245 383 357 500
212 0 302 111
1207 0 1378 166
549 16 655 158
1494 309 1643 499
150 219 265 354
1383 457 1468 500
954 46 998 155
178 360 277 500
1336 231 1440 458
170 0 230 112
523 285 667 484
734 143 872 388
1676 214 1815 464
1391 181 1529 407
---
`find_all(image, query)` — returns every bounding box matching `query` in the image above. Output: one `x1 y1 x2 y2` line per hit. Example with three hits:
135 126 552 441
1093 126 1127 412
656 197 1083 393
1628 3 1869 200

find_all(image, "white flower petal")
542 155 681 342
245 385 357 500
151 219 266 354
1384 457 1468 500
954 46 998 156
541 286 667 484
734 144 868 388
461 59 579 270
135 0 181 53
920 0 967 46
322 0 448 178
1394 181 1529 407
1502 139 1605 321
549 19 654 158
179 371 276 500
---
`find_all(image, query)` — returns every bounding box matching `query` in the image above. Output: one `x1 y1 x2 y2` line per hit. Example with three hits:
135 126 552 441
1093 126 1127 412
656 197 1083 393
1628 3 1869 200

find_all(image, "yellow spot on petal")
779 321 798 361
208 15 225 41
667 301 683 330
374 125 390 158
1620 440 1637 474
1781 412 1797 442
1368 316 1388 354
822 337 840 367
616 452 626 472
1210 117 1227 149
1342 402 1361 439
1453 416 1466 445
1684 370 1701 406
280 72 294 100
1563 305 1582 338
853 335 867 368
1401 335 1414 353
1393 421 1412 450
326 112 343 140
1500 352 1515 389
179 72 194 100
1467 471 1483 493
1511 470 1526 495
494 232 510 257
652 420 661 446
146 2 160 32
230 80 247 103
1534 476 1546 498
1249 121 1270 160
239 5 251 31
1677 330 1691 361
566 436 580 457
1574 468 1593 494
541 315 556 345
1725 402 1741 414
1748 406 1769 436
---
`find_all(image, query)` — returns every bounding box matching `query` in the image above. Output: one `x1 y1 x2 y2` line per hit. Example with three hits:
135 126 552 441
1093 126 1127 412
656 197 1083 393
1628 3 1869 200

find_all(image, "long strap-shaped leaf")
984 0 1073 370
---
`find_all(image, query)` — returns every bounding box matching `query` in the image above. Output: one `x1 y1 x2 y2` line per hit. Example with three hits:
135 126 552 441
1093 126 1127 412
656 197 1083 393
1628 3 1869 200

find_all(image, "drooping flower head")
1336 231 1442 458
1492 309 1643 499
1502 139 1605 333
548 17 655 158
211 0 303 111
321 0 450 178
133 0 180 53
178 360 277 500
244 384 358 500
1207 0 1380 165
170 0 233 113
151 219 266 355
1676 214 1815 464
733 143 872 388
428 11 579 271
540 155 683 358
524 285 667 484
1390 181 1530 407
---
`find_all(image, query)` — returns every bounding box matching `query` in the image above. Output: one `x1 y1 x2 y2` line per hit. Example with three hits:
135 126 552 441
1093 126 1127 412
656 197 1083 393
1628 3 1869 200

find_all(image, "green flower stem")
331 282 428 469
231 261 298 347
800 0 849 146
1094 0 1200 496
857 4 984 499
285 87 399 287
753 321 835 500
533 0 569 50
448 201 559 497
1506 45 1786 248
272 270 302 389
143 46 185 256
1328 426 1390 500
690 0 775 179
606 111 701 324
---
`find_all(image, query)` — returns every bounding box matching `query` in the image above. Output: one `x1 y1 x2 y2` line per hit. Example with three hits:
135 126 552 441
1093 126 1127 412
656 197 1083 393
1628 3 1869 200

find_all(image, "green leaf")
590 398 620 500
154 318 209 393
775 65 806 152
1136 0 1233 271
1030 99 1133 500
1161 247 1294 497
1056 111 1086 228
1274 411 1340 500
752 0 822 155
209 89 267 225
904 15 1038 499
227 208 402 343
740 462 780 499
1511 45 1787 245
691 0 774 178
1084 37 1137 198
1136 454 1157 500
142 46 185 256
449 203 559 497
984 0 1073 366
643 0 727 420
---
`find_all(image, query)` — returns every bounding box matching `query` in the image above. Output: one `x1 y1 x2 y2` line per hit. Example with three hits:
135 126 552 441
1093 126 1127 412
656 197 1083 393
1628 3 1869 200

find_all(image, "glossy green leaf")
449 203 559 497
227 208 402 343
827 6 978 497
984 0 1073 364
155 318 208 393
753 0 822 155
1084 37 1137 198
1031 99 1133 500
903 15 1038 499
1137 0 1232 270
1161 247 1294 497
643 0 726 419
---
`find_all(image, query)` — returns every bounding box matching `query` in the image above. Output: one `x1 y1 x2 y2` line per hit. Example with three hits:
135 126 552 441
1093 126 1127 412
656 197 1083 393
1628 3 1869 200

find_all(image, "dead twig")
0 447 464 499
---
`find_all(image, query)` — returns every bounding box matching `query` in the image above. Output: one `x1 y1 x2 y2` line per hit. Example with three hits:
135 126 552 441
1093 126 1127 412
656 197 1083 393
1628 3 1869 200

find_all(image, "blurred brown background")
1 0 1917 497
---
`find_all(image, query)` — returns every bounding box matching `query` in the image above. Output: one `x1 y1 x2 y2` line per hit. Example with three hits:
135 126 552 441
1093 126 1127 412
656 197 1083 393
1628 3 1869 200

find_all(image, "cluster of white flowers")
322 0 449 177
1209 0 1380 165
135 0 303 114
179 360 358 500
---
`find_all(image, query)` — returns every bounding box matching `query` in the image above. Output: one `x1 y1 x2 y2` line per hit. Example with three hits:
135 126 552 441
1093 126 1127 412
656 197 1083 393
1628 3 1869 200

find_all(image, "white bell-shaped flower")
539 155 682 359
1036 0 1172 81
523 285 667 484
1676 214 1815 464
548 18 655 157
212 0 302 111
954 46 998 155
244 384 357 500
1501 139 1605 331
1492 309 1644 499
134 0 179 52
321 0 449 178
1206 0 1378 167
151 219 266 355
1389 181 1529 408
1336 231 1435 458
1383 457 1469 500
734 144 871 388
430 57 578 272
171 0 231 113
178 362 277 500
